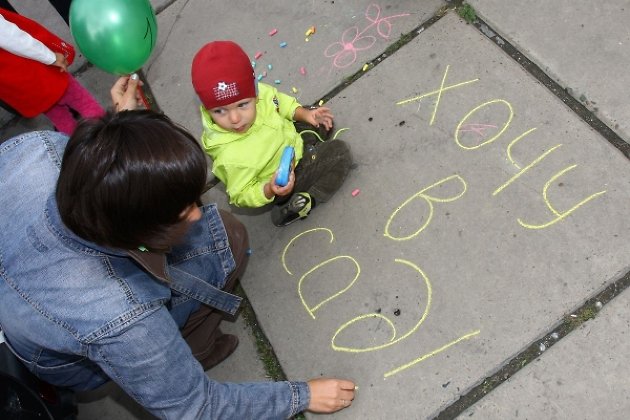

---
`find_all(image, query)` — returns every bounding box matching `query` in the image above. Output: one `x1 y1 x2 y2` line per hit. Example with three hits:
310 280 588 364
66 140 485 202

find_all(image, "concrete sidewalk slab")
467 0 630 144
460 286 630 419
202 10 630 418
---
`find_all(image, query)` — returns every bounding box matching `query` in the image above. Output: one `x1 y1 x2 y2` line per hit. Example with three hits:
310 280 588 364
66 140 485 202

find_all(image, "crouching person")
0 76 356 419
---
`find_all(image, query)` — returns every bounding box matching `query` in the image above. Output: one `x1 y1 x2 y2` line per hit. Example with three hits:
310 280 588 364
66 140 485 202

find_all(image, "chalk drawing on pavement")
324 4 410 69
384 175 468 241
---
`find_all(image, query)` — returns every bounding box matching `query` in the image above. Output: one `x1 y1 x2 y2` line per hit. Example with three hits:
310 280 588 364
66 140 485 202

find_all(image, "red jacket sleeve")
0 8 75 64
0 8 73 116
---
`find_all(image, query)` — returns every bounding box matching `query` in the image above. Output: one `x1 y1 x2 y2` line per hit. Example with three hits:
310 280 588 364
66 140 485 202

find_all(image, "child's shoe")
271 192 313 226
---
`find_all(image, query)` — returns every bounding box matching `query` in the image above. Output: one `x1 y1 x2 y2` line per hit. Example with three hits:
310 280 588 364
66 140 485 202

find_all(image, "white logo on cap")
213 81 239 101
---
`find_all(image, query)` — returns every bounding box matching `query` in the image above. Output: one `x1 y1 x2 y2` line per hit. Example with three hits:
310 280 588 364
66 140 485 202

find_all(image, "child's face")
209 97 257 133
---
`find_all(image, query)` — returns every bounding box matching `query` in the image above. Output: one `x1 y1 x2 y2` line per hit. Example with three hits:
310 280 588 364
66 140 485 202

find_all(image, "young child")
191 40 351 226
0 8 104 135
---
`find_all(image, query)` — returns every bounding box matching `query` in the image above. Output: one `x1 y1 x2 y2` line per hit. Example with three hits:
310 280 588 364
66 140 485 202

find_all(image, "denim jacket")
0 131 309 419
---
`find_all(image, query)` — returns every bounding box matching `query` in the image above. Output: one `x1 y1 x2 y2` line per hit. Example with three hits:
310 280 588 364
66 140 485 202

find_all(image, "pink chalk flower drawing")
324 4 410 69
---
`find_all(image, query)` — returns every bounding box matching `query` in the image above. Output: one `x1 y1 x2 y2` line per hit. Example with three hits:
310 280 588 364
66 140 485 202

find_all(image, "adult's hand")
111 74 142 112
307 378 356 413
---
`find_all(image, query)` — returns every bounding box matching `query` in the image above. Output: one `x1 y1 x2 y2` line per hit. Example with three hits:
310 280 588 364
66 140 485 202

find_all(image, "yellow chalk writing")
331 259 431 353
455 99 513 150
299 256 360 319
492 144 563 196
396 65 479 118
517 164 607 229
384 330 481 378
506 127 537 169
384 175 467 241
282 228 334 275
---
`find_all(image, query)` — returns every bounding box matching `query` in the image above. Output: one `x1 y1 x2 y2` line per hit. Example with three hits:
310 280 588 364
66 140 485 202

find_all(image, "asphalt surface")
2 1 629 419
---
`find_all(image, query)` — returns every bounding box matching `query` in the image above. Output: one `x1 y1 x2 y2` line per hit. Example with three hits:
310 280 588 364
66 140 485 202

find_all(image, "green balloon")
70 0 157 74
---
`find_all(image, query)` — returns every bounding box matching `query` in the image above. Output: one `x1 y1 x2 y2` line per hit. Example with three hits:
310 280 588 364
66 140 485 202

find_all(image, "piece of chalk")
274 79 281 84
254 52 263 59
291 87 298 93
130 73 139 80
246 248 253 255
268 28 278 36
299 66 306 75
305 26 316 36
362 63 369 71
267 64 272 70
305 38 309 42
257 74 263 81
262 71 267 77
279 41 287 48
251 61 256 68
351 188 360 197
318 99 324 106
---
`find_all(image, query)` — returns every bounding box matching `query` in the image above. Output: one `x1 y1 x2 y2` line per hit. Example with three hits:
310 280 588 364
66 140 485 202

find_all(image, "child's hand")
308 107 334 130
51 52 68 72
266 169 295 199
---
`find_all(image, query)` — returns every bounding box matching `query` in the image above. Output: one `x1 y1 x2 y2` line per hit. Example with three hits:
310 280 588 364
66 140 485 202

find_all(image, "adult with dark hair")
0 75 356 418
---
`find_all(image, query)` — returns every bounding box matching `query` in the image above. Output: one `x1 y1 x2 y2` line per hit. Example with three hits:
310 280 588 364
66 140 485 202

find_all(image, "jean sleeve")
89 306 309 419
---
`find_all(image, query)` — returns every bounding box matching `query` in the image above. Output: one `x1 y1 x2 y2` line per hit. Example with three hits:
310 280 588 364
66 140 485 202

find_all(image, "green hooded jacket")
200 83 304 207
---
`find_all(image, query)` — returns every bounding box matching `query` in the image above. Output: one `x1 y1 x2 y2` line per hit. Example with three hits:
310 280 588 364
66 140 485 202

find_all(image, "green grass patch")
234 284 286 381
458 3 477 23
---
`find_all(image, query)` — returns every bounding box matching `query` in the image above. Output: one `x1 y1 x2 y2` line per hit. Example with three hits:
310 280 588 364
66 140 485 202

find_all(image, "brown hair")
56 110 207 251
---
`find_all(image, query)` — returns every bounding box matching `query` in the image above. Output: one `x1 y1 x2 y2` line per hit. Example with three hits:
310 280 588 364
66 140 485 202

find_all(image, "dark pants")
0 1 70 23
0 1 15 12
180 210 249 365
293 140 352 204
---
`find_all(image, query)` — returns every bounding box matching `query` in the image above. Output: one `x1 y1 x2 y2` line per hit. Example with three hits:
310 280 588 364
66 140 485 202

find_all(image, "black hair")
56 110 207 251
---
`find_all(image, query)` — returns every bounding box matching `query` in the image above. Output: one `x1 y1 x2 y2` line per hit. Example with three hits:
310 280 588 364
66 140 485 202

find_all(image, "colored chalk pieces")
305 26 316 42
299 66 306 75
254 52 263 59
251 61 256 68
279 41 287 48
268 28 278 36
291 87 298 94
267 64 272 70
351 188 360 197
274 79 281 84
362 63 370 71
257 74 263 81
